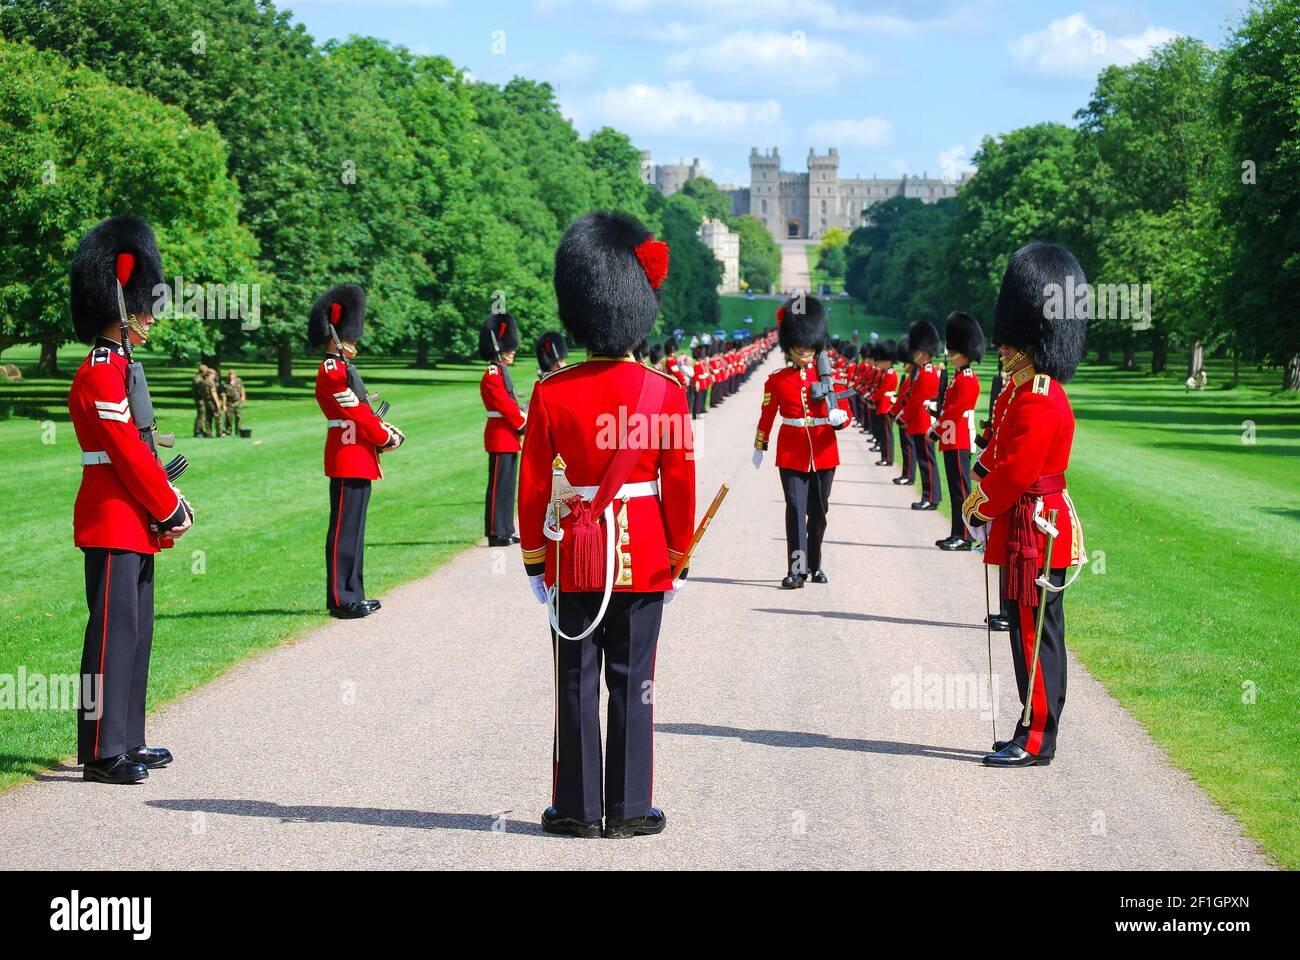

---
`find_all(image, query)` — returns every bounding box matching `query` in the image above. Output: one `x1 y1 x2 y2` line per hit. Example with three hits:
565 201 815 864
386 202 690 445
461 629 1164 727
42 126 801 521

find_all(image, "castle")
735 148 972 241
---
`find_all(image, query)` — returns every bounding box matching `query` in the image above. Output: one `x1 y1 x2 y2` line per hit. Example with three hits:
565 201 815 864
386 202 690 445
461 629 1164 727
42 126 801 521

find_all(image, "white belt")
486 411 503 418
82 451 111 466
782 416 830 427
572 480 659 500
325 419 348 428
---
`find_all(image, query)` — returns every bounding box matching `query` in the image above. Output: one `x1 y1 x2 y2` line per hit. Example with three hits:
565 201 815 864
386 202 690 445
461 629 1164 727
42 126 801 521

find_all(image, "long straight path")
0 354 1269 869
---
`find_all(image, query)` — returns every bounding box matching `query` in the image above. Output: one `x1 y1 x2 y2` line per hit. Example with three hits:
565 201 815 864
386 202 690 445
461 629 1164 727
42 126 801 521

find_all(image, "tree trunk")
1151 331 1168 375
37 340 59 375
1097 345 1111 364
1285 352 1300 393
1122 344 1136 370
1186 340 1204 379
1233 347 1240 387
415 337 430 367
277 341 294 380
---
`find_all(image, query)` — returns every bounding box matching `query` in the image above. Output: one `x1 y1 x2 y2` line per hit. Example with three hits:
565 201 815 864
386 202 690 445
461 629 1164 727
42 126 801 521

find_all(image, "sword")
670 483 729 580
984 563 997 745
1021 508 1060 732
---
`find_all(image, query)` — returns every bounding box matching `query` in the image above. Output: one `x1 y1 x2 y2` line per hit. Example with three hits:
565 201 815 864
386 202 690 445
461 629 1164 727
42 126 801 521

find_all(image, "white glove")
967 521 989 546
828 408 849 427
382 423 405 449
664 578 684 605
160 497 194 543
752 448 764 469
528 574 548 604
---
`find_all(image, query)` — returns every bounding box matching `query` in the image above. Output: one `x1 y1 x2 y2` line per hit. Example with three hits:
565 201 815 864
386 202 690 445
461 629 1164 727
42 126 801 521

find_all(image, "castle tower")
806 148 840 241
749 147 782 237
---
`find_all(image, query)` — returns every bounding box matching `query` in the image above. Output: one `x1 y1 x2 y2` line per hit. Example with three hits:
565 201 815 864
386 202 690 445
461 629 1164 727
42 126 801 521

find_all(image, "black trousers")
1006 569 1067 758
779 467 835 575
326 477 371 609
484 452 517 539
897 421 914 481
78 548 154 763
911 434 941 504
875 412 894 464
552 591 663 822
942 449 972 540
692 386 707 419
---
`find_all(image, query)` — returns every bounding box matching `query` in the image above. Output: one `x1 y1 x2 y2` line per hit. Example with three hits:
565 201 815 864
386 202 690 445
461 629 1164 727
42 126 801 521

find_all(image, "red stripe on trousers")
489 456 499 536
1019 603 1048 755
331 483 346 608
94 552 111 761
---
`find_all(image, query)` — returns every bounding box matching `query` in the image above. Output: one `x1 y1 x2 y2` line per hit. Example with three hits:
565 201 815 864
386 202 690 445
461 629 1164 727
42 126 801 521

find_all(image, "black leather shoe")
330 601 372 619
982 743 1050 767
127 746 172 769
992 739 1012 752
810 570 828 584
893 477 914 485
541 807 602 839
487 536 516 547
911 500 939 510
361 599 382 612
875 459 892 467
83 755 148 784
986 615 1011 632
605 808 667 839
780 574 804 589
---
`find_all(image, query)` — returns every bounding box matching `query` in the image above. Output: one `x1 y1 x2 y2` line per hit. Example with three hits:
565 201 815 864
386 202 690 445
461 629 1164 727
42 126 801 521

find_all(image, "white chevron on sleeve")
333 389 360 408
94 398 131 422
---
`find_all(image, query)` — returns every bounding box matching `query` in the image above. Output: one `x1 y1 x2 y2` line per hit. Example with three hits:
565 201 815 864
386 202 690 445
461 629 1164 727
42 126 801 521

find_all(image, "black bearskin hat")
535 330 568 373
649 343 663 366
896 337 911 364
308 285 366 347
777 294 828 353
664 337 678 354
992 242 1089 382
841 343 858 361
71 216 165 344
878 339 896 363
907 319 941 358
554 211 667 357
478 312 519 362
944 311 985 363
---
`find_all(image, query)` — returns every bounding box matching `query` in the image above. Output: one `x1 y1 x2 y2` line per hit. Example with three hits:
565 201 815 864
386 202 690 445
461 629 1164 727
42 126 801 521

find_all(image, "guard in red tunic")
963 242 1088 767
536 330 569 378
902 319 942 510
518 211 696 839
69 216 194 784
310 285 405 619
689 342 711 419
480 313 526 546
871 340 899 466
891 337 916 485
935 312 983 549
753 296 852 589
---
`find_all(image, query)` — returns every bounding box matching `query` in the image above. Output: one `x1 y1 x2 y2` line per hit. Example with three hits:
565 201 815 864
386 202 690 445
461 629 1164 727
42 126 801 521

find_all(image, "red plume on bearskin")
634 237 670 290
115 253 136 288
776 307 786 326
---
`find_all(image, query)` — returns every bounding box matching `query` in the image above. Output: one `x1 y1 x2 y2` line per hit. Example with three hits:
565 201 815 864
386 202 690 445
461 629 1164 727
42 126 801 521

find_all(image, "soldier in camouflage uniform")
192 364 213 437
203 368 222 436
221 368 245 436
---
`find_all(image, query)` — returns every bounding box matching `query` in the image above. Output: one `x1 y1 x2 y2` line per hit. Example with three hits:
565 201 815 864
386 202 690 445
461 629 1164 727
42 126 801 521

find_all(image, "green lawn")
1 331 1296 869
0 342 537 790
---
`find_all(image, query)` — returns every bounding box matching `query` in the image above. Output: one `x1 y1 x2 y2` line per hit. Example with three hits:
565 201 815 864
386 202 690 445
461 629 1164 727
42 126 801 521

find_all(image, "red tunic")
754 364 851 471
480 362 526 453
964 367 1084 570
518 358 696 593
315 354 392 480
902 361 940 436
69 343 182 554
936 366 980 451
872 367 899 415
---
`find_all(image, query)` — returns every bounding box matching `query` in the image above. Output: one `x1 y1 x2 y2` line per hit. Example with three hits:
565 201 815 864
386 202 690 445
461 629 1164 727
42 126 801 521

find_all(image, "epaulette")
1032 373 1052 396
538 360 584 383
90 347 112 365
645 364 684 387
960 367 974 377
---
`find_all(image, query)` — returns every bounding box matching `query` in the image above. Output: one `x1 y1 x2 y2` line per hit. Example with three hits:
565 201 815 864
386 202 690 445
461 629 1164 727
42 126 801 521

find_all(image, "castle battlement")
733 146 969 241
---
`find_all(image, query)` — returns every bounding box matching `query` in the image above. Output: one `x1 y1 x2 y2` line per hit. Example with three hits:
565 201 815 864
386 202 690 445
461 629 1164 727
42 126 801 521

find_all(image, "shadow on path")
752 607 984 631
146 798 543 835
657 722 984 764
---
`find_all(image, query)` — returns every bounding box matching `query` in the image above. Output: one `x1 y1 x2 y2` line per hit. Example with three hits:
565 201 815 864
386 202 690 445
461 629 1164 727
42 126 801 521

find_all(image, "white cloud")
937 143 975 182
567 80 785 143
665 29 873 92
1008 12 1179 80
805 117 894 149
593 0 973 37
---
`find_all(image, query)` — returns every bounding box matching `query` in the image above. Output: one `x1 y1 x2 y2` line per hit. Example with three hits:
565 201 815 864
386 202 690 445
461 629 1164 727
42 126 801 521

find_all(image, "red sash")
1004 473 1066 607
567 370 669 591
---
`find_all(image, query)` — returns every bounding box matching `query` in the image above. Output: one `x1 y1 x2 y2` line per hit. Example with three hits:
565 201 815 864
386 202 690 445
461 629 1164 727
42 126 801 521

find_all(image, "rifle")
328 321 390 420
808 348 854 407
116 281 187 482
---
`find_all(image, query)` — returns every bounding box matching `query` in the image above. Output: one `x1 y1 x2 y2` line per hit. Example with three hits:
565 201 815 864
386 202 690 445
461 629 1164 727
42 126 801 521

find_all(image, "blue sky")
285 0 1250 187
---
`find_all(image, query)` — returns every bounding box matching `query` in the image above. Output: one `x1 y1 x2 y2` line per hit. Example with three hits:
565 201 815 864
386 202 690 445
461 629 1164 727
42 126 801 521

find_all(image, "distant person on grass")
480 312 526 547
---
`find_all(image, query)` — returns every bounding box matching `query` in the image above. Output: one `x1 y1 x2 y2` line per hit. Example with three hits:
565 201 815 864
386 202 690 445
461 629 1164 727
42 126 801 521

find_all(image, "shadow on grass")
155 608 319 621
0 754 70 780
146 798 543 835
656 723 985 764
752 607 984 631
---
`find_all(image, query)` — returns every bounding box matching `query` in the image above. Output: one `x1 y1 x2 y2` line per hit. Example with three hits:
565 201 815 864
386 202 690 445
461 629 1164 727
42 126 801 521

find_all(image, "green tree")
680 177 735 223
1218 0 1300 390
658 194 721 332
733 215 780 292
0 40 257 370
